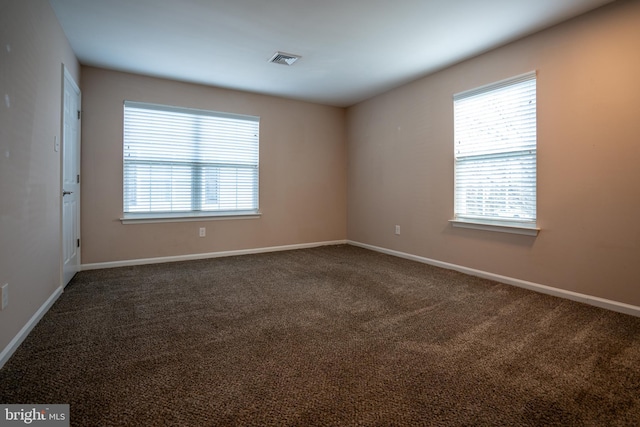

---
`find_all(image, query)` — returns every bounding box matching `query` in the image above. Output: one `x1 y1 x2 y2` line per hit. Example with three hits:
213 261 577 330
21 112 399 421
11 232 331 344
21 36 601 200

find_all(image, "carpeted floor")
1 244 639 426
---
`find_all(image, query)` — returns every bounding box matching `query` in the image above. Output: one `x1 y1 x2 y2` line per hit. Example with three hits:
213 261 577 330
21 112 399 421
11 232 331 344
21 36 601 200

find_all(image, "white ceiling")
49 0 615 107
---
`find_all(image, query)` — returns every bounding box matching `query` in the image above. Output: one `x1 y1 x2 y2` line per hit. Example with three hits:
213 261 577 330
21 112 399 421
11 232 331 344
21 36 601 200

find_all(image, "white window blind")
453 72 537 228
123 101 259 218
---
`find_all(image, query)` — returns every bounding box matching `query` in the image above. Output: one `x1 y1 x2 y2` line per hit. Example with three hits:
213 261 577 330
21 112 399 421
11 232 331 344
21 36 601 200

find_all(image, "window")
123 101 259 221
452 72 538 235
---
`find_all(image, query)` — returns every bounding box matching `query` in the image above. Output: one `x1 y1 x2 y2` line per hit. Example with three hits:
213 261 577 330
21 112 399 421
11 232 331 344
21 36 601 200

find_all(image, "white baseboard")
348 240 640 318
0 286 63 369
81 240 348 271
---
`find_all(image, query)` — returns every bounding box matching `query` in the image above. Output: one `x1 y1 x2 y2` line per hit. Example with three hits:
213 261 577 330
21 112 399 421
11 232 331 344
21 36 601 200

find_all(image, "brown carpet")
1 244 639 426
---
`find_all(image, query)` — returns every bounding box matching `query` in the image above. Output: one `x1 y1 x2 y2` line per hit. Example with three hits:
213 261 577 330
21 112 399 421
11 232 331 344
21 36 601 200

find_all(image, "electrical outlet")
395 225 401 235
199 227 206 238
1 283 8 310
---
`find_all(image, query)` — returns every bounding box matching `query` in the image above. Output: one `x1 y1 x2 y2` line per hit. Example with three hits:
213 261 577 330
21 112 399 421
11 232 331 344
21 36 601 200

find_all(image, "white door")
62 68 81 286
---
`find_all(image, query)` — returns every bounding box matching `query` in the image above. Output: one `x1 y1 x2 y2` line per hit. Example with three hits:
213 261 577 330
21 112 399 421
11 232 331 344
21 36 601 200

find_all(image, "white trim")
450 219 539 236
124 100 260 123
347 240 640 318
454 70 536 100
81 240 348 271
0 287 64 369
120 212 261 224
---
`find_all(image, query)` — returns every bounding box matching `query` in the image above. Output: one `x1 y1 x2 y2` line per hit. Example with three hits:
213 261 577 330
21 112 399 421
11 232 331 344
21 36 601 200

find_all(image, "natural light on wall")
122 101 260 222
451 72 538 236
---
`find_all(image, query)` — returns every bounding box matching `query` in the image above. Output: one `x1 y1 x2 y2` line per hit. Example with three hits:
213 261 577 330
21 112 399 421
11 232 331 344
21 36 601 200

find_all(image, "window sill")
449 218 539 236
121 211 262 224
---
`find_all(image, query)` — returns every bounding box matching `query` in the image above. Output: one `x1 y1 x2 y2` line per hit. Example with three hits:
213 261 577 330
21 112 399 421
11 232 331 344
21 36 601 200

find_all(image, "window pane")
124 162 192 212
455 151 536 220
201 166 220 208
217 167 258 211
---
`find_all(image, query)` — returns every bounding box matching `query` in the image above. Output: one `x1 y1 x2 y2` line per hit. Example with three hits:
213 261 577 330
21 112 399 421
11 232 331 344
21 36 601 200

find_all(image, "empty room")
1 0 639 425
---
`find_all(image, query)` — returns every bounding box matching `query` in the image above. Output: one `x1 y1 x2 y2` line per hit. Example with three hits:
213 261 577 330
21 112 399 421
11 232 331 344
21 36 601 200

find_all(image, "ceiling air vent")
269 51 301 66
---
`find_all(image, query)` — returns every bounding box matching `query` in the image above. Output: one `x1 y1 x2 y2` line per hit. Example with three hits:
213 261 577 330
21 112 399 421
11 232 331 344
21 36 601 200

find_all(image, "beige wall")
80 67 347 264
347 0 640 306
0 1 79 356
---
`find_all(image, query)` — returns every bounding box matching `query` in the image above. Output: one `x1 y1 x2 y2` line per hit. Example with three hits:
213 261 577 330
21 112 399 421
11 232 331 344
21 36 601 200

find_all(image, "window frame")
450 72 539 236
120 101 260 224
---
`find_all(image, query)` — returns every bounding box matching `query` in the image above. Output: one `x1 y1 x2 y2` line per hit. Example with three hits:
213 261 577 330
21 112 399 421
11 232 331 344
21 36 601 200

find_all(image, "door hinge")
77 110 81 120
77 239 80 248
77 174 80 184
